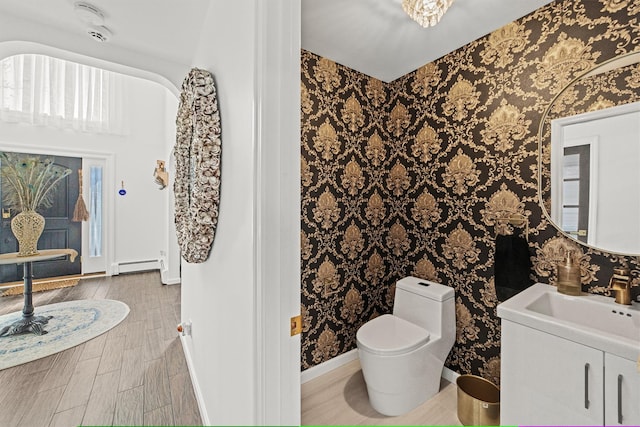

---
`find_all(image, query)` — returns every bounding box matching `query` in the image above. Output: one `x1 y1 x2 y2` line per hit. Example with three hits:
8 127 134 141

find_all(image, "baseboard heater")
114 259 160 274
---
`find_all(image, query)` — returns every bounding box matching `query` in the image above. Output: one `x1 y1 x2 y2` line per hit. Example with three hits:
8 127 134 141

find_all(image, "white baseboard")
301 349 359 384
112 260 160 275
160 269 181 285
300 349 460 386
179 335 209 425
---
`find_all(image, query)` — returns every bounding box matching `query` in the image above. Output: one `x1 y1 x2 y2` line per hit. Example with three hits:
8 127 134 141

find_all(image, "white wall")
180 1 300 425
162 90 181 284
180 1 258 424
0 75 177 272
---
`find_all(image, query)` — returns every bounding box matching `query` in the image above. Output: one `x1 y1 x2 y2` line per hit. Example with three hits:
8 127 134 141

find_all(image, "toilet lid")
356 314 430 356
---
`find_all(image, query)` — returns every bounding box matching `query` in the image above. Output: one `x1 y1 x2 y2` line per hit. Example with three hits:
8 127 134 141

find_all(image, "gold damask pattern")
481 183 528 237
412 124 441 162
411 191 441 229
600 0 640 14
341 95 366 132
313 120 340 160
442 76 481 121
480 100 531 152
341 222 364 260
313 57 341 92
627 64 640 88
412 63 441 97
442 224 481 270
388 102 411 137
365 250 385 284
387 162 411 196
341 158 365 196
531 33 600 94
443 150 481 195
481 22 531 68
301 0 640 378
365 131 386 166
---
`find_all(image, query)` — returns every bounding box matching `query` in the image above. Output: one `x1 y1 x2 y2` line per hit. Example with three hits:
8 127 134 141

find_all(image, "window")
0 54 123 133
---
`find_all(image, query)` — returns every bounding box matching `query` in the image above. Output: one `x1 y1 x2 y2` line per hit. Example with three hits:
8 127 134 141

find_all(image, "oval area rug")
0 299 129 370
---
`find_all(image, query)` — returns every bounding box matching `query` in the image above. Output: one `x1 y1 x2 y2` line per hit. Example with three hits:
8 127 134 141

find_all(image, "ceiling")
0 0 210 67
302 0 555 82
0 0 554 83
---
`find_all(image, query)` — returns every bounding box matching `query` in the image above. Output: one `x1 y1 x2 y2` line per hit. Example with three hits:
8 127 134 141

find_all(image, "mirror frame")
174 68 222 263
538 50 640 256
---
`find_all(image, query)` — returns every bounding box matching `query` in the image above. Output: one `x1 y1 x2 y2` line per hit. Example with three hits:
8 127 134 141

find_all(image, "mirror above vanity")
539 51 640 255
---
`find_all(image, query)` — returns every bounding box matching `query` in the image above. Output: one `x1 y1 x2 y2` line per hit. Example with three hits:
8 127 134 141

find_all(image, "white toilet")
356 276 456 416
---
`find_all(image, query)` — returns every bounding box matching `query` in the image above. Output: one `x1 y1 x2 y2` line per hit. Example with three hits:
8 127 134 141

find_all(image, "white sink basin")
498 283 640 361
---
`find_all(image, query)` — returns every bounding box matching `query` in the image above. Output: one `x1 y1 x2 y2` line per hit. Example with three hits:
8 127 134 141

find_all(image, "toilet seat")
357 314 430 356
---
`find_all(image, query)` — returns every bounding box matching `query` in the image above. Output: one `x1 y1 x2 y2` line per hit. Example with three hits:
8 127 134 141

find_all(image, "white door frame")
254 0 301 424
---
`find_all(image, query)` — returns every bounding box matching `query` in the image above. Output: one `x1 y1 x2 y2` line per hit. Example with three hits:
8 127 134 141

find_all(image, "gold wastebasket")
456 375 500 426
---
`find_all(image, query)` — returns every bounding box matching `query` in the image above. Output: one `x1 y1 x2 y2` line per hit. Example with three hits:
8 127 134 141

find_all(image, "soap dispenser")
557 251 581 296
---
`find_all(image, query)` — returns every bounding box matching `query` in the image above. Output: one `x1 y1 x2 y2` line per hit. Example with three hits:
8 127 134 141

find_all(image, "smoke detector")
87 25 112 43
74 2 104 26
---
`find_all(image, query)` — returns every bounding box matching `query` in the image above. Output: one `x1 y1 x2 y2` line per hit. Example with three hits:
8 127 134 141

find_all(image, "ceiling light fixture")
73 2 113 43
402 0 454 28
87 25 112 43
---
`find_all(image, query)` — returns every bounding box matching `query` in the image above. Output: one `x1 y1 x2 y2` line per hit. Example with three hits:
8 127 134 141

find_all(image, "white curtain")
0 54 124 134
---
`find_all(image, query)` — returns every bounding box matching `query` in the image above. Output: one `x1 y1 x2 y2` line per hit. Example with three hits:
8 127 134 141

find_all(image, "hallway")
0 271 201 426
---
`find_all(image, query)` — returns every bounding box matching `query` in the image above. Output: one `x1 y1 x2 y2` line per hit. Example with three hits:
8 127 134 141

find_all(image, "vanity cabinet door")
605 353 640 426
501 321 604 426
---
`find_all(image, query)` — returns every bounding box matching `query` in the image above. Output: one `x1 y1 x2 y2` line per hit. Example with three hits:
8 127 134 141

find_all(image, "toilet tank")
393 276 455 334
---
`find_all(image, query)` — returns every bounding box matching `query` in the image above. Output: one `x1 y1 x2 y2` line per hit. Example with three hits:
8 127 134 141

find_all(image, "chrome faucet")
609 266 632 305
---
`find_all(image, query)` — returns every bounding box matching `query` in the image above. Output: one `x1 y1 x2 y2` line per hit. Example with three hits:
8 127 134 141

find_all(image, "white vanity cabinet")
501 321 604 425
604 353 640 425
501 320 640 426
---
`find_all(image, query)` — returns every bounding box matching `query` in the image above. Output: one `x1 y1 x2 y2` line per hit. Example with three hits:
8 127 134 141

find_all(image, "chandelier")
402 0 454 28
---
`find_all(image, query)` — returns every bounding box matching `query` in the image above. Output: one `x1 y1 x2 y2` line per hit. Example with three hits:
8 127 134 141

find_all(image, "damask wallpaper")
301 0 640 384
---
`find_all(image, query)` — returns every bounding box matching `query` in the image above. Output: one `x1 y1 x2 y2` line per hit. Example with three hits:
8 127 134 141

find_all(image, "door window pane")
563 180 580 206
562 207 579 232
89 166 102 257
563 153 580 179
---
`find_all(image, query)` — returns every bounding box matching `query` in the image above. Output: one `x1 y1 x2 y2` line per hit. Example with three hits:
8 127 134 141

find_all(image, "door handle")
584 363 590 409
617 374 623 424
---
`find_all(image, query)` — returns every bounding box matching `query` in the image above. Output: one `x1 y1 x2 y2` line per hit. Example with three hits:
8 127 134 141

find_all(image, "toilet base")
357 342 447 417
365 374 441 416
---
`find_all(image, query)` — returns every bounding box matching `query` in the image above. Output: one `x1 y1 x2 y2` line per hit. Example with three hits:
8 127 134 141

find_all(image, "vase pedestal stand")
0 249 78 337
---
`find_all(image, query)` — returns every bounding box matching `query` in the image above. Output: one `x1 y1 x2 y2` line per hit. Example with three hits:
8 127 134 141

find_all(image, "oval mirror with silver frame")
538 50 640 255
174 68 222 263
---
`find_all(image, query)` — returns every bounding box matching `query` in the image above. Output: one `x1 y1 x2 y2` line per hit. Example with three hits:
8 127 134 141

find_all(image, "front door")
0 153 82 282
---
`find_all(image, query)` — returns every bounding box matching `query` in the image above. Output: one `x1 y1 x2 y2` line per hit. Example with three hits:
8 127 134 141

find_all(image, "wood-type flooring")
0 271 201 427
302 359 462 426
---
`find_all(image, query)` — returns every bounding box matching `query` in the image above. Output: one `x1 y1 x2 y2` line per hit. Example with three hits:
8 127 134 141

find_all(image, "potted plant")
0 152 71 256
